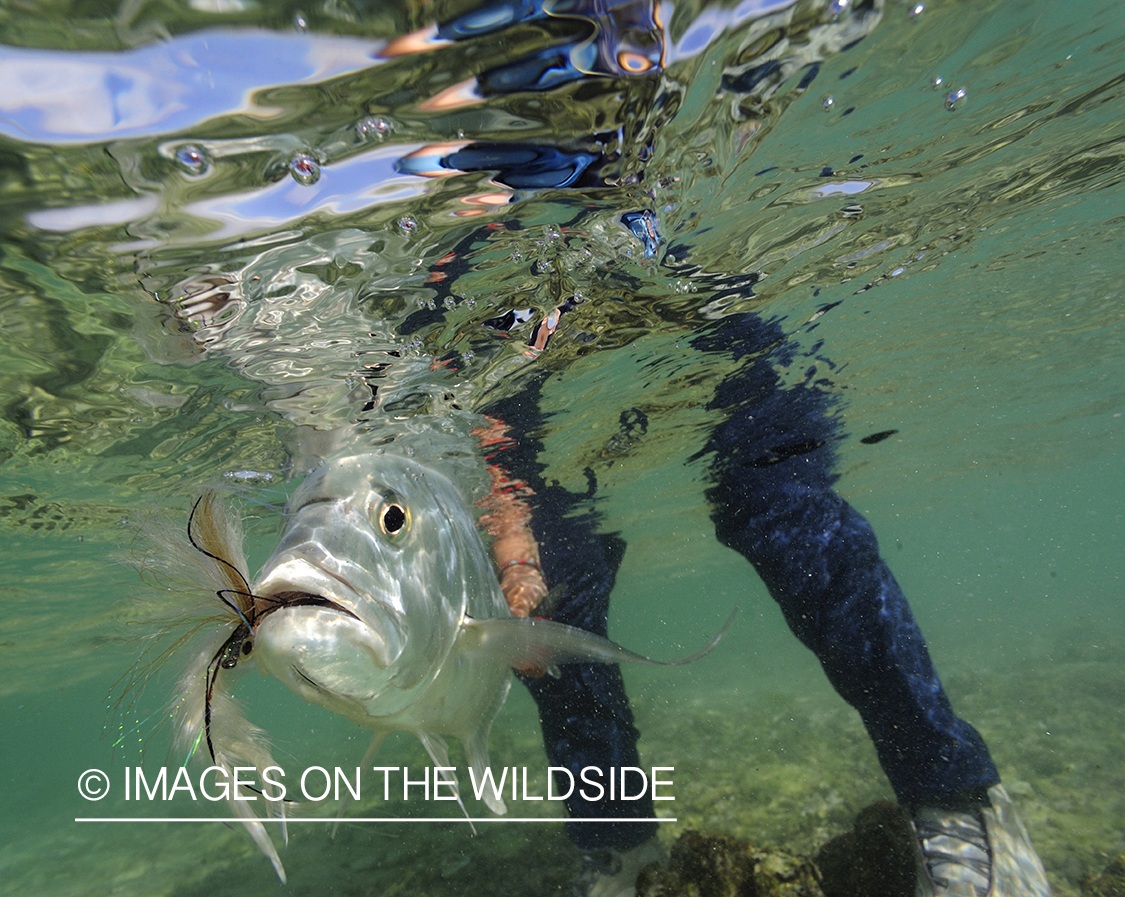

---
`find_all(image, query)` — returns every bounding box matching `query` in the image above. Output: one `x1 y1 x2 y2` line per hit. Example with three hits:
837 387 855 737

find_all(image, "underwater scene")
0 0 1122 894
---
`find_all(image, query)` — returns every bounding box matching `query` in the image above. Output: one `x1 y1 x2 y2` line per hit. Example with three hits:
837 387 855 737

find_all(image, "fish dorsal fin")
460 609 738 673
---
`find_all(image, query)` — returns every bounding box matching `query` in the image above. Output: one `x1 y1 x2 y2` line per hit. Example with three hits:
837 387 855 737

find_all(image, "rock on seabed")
637 830 821 897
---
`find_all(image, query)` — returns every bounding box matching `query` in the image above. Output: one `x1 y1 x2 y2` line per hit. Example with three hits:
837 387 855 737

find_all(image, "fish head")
251 451 502 721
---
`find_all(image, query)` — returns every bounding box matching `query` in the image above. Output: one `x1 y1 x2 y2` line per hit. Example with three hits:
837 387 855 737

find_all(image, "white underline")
76 817 675 823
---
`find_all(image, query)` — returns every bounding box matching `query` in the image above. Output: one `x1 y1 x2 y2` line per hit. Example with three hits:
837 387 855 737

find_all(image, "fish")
158 449 732 883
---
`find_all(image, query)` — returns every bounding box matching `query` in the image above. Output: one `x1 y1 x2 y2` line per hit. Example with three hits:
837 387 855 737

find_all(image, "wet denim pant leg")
696 313 1000 806
484 377 658 852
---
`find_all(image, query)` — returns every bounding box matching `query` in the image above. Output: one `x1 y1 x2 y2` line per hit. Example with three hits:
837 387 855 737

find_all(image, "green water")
1 0 1124 894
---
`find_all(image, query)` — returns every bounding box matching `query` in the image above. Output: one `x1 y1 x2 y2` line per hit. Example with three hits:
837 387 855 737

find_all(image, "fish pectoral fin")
461 608 738 671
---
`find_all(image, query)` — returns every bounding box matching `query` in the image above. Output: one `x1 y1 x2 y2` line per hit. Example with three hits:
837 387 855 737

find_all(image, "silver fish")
168 450 731 882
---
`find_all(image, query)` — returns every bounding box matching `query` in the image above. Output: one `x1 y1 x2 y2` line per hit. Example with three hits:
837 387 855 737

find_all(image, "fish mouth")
285 656 379 708
254 553 409 697
254 589 360 625
292 665 329 693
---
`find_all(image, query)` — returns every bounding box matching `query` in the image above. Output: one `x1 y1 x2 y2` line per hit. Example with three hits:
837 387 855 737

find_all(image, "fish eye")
378 502 409 538
241 639 254 657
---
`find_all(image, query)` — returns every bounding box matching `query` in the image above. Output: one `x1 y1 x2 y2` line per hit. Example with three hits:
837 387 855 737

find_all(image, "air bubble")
822 95 835 112
931 76 944 89
828 0 850 16
909 3 924 18
289 152 321 185
175 144 209 176
357 116 391 140
944 87 967 111
398 216 417 234
293 12 308 31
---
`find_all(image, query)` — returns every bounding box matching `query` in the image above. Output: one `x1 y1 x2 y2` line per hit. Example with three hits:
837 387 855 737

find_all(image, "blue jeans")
485 311 999 852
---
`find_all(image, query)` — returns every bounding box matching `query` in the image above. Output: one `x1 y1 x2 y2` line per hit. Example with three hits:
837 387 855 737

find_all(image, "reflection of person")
423 2 1051 896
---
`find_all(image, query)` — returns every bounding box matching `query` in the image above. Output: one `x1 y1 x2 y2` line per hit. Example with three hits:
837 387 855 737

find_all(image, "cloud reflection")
0 30 381 143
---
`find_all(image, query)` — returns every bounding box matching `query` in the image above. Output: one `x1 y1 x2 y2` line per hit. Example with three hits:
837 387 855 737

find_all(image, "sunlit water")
1 0 1123 894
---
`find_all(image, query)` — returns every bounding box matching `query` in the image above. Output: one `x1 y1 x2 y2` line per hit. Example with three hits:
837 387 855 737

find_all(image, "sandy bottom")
4 640 1120 897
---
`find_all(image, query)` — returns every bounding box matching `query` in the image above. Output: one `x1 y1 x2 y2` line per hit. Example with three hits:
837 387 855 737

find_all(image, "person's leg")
693 313 1050 896
691 312 999 805
482 373 658 854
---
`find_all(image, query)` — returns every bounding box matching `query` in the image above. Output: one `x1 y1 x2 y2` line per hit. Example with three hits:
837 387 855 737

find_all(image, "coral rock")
814 801 916 897
1082 855 1125 897
637 830 822 897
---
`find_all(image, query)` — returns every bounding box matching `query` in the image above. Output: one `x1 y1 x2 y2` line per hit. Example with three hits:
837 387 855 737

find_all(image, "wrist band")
500 558 542 574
